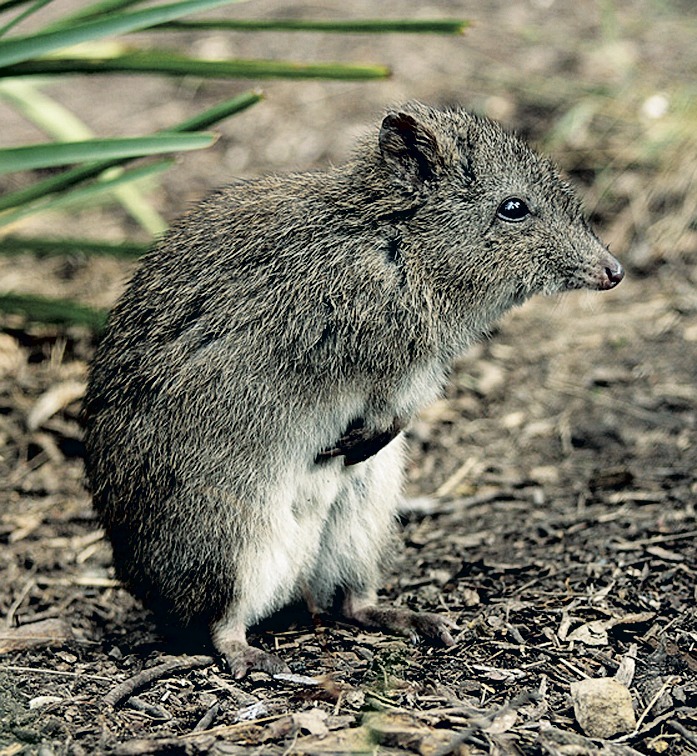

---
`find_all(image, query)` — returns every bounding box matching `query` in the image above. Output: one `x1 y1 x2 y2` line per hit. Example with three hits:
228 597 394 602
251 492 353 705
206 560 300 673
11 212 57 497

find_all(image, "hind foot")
212 618 290 679
220 640 291 679
344 594 458 647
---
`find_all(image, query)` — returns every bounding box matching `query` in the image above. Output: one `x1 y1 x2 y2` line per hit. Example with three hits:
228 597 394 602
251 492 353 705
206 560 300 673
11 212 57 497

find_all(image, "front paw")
316 416 404 466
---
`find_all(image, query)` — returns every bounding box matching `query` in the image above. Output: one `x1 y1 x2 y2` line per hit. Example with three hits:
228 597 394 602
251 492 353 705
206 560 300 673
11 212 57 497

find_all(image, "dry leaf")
366 712 461 754
293 724 373 755
293 708 329 737
0 618 74 654
646 545 685 562
29 695 63 709
485 707 518 734
26 380 85 431
0 333 24 378
566 619 611 646
615 643 638 686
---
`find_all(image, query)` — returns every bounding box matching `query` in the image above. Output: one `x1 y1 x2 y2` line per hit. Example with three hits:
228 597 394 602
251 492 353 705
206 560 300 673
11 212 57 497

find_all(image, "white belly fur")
235 360 444 626
237 437 404 626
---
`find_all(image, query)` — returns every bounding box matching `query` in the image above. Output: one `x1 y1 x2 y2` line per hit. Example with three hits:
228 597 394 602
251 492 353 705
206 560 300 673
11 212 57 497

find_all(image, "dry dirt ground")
1 1 696 754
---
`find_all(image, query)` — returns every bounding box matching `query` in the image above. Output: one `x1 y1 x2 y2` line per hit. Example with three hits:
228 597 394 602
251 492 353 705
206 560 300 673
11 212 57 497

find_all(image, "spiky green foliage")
0 0 468 328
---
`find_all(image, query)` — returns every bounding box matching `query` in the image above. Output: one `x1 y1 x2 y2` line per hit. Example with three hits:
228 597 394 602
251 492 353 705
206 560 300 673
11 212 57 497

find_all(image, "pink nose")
599 255 624 290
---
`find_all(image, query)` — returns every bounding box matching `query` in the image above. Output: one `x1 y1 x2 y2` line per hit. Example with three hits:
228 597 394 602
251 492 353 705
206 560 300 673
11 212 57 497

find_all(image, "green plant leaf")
0 235 148 258
0 159 174 227
0 77 169 232
0 77 95 139
0 0 241 67
169 88 263 132
0 291 107 328
0 132 215 174
0 0 54 38
0 90 260 212
44 0 162 30
0 1 38 12
3 50 391 79
162 18 470 35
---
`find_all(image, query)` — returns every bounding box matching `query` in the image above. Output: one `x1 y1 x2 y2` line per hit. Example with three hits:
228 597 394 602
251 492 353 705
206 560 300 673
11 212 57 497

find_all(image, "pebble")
570 677 636 738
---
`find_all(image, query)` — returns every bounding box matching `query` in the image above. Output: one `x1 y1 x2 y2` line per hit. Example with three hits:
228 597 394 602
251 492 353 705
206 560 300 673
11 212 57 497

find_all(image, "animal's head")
373 102 623 313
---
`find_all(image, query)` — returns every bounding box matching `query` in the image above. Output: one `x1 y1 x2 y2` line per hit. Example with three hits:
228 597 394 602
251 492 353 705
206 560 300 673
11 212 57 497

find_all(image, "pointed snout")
597 251 624 291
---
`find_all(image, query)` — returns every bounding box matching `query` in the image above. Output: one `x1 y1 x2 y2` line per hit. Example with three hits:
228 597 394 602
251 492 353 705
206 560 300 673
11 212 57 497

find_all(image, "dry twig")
104 654 214 708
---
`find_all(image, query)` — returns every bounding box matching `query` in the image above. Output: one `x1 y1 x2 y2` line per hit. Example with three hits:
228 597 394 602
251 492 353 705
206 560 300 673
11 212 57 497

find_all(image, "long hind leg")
210 498 308 678
185 483 301 679
310 440 459 645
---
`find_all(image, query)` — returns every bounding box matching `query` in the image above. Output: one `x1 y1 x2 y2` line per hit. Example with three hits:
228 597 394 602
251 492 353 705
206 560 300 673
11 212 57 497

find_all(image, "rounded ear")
379 112 444 191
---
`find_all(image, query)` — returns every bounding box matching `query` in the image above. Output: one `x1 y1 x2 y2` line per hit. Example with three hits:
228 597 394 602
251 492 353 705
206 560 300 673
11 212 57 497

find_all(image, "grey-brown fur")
83 102 622 676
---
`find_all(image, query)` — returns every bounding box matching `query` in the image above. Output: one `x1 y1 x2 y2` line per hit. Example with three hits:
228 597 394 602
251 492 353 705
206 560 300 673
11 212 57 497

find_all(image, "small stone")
29 695 62 710
570 677 636 738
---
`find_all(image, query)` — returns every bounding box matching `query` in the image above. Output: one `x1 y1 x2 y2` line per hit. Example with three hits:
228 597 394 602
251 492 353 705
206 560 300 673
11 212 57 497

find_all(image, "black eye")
497 197 530 222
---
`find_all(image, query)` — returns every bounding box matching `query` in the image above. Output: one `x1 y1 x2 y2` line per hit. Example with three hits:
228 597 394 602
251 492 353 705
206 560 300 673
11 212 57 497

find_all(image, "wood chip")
0 618 74 654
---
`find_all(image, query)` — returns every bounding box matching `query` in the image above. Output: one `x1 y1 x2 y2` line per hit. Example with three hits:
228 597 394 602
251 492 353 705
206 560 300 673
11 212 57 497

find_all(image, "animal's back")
83 170 425 626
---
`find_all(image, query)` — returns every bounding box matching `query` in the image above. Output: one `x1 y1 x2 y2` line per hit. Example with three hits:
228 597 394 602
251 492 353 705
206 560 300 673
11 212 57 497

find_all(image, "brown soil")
1 1 695 754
